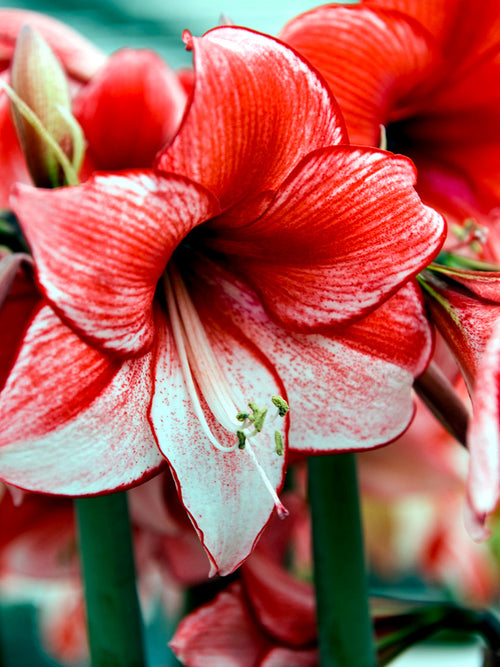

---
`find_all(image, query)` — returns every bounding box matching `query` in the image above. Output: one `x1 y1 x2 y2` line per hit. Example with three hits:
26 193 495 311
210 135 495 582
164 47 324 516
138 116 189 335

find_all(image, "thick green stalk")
308 453 376 667
75 492 146 667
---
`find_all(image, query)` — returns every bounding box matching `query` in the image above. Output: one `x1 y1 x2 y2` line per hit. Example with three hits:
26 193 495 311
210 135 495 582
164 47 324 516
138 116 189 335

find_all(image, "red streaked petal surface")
280 2 500 219
208 146 444 330
429 266 500 304
467 319 500 528
424 278 500 392
11 171 220 357
170 583 268 666
242 552 316 646
189 260 432 452
0 253 39 390
0 305 164 494
73 49 187 170
364 0 500 62
158 26 347 209
0 86 32 206
280 5 438 146
0 9 105 81
150 307 287 576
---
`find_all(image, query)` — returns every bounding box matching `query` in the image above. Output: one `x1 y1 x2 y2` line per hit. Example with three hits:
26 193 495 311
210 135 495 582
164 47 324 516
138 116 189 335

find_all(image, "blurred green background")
0 0 337 66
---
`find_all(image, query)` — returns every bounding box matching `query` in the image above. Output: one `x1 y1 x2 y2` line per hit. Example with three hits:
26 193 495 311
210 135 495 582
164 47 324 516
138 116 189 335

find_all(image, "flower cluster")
1 1 500 664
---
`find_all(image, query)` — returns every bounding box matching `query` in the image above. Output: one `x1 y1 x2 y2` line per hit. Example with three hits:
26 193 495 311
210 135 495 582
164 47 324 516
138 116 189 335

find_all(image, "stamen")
271 395 289 417
164 264 289 515
167 265 241 432
244 438 289 518
274 430 284 456
163 272 238 453
237 430 246 449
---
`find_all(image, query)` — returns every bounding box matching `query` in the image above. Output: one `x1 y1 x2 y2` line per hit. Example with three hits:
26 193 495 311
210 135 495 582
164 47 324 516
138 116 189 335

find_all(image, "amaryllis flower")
279 0 500 238
0 27 444 574
419 266 500 535
0 10 186 201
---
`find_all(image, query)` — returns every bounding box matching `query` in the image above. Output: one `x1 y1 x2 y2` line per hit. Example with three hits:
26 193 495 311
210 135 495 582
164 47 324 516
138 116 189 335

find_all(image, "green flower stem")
75 492 146 667
308 453 376 667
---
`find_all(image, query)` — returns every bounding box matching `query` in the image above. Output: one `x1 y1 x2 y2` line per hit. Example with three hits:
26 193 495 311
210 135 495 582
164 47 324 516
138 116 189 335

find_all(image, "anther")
271 395 289 417
237 430 246 449
274 431 284 456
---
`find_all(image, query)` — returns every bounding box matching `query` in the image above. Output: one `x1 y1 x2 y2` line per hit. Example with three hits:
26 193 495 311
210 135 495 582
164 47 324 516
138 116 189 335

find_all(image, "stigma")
163 264 289 517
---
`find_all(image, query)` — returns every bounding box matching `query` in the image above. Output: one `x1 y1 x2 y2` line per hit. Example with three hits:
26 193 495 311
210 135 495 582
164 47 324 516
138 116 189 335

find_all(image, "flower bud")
10 25 80 187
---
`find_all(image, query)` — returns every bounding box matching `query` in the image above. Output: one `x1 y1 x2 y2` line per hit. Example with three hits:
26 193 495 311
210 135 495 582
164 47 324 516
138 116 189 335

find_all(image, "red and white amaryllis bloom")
280 0 500 238
1 27 444 574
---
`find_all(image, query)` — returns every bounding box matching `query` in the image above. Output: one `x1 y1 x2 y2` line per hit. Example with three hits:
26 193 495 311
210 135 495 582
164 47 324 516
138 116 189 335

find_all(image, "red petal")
0 305 164 494
11 171 220 357
260 648 317 667
157 26 347 209
74 49 187 170
0 253 39 390
429 266 500 304
242 552 316 646
150 306 287 576
170 583 269 667
0 9 105 81
280 5 438 146
280 3 500 219
209 146 444 330
0 85 32 206
424 276 500 391
190 261 433 452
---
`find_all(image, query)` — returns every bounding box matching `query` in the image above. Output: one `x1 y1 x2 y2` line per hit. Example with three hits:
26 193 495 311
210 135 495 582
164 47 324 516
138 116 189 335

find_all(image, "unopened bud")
10 25 82 187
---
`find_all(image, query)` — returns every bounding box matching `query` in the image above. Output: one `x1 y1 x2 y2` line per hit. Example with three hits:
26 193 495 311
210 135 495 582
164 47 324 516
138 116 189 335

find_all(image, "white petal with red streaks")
467 318 500 529
11 172 219 357
192 261 433 451
0 305 163 494
150 308 287 576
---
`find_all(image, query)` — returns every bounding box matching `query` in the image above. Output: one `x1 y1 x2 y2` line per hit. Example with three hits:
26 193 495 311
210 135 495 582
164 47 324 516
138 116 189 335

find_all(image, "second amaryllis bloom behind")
0 27 445 574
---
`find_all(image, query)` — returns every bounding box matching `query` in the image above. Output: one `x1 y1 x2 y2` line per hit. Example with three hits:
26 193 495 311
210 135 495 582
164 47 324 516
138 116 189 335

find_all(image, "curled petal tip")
182 30 194 51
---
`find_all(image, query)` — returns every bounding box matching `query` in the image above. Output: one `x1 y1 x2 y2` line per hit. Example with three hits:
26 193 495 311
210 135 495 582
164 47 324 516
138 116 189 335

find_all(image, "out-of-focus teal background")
1 0 344 66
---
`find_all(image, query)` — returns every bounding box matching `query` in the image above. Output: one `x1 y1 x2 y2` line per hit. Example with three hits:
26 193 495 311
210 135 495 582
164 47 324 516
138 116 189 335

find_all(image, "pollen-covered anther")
237 430 246 449
271 395 289 417
274 430 284 456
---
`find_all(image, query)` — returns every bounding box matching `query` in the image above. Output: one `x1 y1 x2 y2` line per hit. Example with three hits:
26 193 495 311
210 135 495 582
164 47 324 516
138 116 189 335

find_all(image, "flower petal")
170 583 268 667
0 305 164 494
157 26 347 209
73 49 187 170
150 307 287 576
423 275 500 391
242 552 316 646
0 252 39 390
261 648 317 667
209 146 444 329
189 260 433 452
11 171 220 357
467 318 500 528
0 85 31 206
280 5 438 146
